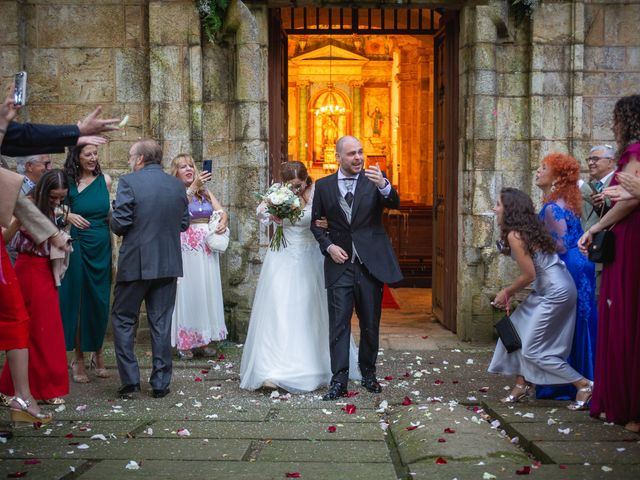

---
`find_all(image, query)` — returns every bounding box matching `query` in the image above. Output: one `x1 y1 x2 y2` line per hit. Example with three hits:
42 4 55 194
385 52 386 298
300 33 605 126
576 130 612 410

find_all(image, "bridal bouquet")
256 183 304 251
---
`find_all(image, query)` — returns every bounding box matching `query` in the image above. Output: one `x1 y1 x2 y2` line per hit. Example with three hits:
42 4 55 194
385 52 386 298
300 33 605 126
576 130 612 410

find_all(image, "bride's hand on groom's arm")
327 244 349 264
314 217 328 229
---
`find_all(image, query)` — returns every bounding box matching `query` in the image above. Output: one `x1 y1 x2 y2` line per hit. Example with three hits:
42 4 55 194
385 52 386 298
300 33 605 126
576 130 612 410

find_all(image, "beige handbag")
205 210 229 253
0 167 24 227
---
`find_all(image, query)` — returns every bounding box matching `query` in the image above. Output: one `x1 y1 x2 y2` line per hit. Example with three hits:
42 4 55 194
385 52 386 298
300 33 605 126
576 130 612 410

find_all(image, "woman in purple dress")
579 94 640 433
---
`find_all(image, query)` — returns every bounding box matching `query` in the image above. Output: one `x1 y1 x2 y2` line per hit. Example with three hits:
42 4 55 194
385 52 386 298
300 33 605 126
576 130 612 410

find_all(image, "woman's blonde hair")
170 154 207 200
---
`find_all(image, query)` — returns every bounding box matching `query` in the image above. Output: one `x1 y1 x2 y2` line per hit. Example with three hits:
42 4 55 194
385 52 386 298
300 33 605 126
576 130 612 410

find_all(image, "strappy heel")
9 397 52 426
70 359 90 384
500 383 531 404
90 353 110 378
567 381 593 411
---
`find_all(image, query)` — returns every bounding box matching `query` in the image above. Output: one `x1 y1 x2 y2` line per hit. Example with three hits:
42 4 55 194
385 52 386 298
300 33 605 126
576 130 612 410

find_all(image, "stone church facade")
0 0 638 341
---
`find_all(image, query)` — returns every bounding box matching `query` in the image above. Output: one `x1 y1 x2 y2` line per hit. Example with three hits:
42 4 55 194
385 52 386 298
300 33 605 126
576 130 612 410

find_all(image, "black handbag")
495 314 522 353
588 229 615 264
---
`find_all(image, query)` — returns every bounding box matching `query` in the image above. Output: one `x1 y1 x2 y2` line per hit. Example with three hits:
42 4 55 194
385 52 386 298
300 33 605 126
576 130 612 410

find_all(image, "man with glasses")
580 144 616 296
15 154 52 195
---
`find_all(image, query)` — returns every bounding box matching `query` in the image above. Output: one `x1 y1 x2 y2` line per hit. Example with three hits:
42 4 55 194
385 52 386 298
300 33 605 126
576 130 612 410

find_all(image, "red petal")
516 466 531 475
430 399 441 403
341 404 357 414
8 473 27 478
403 372 411 378
452 380 459 384
327 426 337 433
437 438 447 443
23 460 40 465
64 433 74 438
406 426 418 431
32 422 42 430
200 369 209 374
421 335 429 339
444 427 456 434
559 465 568 470
345 391 359 398
478 387 489 392
384 376 393 381
434 379 444 385
285 473 301 478
435 457 447 464
217 354 225 360
401 396 413 406
194 377 203 382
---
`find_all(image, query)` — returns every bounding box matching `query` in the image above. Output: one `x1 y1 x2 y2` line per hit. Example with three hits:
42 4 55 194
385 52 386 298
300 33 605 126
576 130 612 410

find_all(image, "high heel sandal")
9 397 52 426
41 397 65 405
90 353 110 378
500 383 531 404
177 349 194 360
567 381 593 411
70 359 90 384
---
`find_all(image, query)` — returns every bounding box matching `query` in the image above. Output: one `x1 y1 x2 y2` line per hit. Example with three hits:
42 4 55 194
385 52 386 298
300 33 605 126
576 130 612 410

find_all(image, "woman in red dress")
579 94 640 433
0 170 70 406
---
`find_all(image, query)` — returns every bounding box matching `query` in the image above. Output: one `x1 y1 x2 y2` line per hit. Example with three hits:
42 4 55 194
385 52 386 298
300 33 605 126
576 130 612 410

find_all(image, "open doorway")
269 7 458 333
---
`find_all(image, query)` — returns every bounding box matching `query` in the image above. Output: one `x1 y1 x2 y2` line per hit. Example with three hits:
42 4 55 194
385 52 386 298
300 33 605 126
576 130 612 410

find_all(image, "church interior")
284 8 439 293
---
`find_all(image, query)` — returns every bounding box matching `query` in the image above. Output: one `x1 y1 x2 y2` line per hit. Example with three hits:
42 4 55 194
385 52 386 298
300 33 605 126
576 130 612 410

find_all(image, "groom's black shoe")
361 376 382 394
118 383 141 399
322 382 347 401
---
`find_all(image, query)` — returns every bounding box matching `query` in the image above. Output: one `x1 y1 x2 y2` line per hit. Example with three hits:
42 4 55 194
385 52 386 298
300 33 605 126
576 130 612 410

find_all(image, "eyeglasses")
586 156 614 164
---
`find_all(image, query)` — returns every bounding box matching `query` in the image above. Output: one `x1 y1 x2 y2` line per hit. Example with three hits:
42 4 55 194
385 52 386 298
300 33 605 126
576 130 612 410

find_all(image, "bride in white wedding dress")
240 161 360 393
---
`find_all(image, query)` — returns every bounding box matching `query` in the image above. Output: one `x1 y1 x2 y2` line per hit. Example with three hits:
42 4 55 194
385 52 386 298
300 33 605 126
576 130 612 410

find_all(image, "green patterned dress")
59 174 112 352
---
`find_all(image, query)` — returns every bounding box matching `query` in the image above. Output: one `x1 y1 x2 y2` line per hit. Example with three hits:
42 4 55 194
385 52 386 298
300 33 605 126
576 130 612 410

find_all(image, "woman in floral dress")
169 154 228 359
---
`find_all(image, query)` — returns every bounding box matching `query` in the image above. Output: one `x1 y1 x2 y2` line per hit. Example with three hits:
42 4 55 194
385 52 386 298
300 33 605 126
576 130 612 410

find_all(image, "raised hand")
363 163 386 188
0 84 20 129
603 185 634 202
616 171 640 200
77 136 108 146
77 106 120 135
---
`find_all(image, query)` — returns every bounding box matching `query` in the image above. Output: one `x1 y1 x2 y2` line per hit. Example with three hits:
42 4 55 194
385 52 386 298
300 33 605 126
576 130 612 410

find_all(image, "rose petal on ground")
403 372 411 378
23 460 40 465
341 404 357 414
434 379 444 385
64 433 74 438
345 391 359 398
194 377 203 382
77 444 90 450
200 369 209 374
601 466 613 472
75 405 87 412
217 354 225 360
421 336 429 339
90 434 107 441
435 457 447 464
125 460 140 470
437 438 446 443
515 466 531 475
176 428 191 437
383 376 393 381
402 396 413 406
444 428 456 434
406 426 418 431
478 387 489 392
7 472 27 478
559 465 568 470
285 473 301 478
558 427 571 435
327 426 337 433
55 405 66 413
483 473 496 480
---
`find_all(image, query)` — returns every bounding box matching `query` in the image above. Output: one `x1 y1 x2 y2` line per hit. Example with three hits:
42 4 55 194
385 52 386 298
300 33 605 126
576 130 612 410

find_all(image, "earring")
551 182 556 192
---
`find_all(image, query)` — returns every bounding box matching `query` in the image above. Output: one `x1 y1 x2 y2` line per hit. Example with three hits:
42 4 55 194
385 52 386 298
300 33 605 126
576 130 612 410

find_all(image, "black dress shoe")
117 383 141 398
322 382 347 401
152 388 170 398
361 377 382 394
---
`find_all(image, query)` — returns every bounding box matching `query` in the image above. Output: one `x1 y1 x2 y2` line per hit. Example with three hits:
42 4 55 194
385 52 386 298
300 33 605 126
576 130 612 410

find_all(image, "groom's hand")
364 164 386 189
327 244 349 264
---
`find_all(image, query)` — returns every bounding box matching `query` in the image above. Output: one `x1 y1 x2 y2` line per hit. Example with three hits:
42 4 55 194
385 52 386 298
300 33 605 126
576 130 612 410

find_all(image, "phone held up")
14 71 27 106
202 159 213 174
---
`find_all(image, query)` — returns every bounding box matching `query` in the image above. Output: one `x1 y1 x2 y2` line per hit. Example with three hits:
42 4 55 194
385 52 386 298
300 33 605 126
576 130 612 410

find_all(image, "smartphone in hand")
203 159 213 173
14 71 27 106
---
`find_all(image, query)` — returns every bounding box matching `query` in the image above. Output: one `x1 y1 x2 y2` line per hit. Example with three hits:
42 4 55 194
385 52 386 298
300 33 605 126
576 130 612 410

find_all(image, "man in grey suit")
579 144 616 296
111 139 189 399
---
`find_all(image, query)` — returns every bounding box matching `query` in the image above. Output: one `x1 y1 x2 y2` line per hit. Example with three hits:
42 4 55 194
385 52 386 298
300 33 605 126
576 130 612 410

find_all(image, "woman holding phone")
169 154 228 359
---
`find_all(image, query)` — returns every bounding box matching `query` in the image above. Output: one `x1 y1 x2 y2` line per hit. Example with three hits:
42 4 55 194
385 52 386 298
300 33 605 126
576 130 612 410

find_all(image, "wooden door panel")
268 10 288 183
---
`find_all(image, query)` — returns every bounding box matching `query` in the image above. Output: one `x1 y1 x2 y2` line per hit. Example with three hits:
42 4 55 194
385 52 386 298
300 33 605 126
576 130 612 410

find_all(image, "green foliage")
198 0 229 43
510 0 539 25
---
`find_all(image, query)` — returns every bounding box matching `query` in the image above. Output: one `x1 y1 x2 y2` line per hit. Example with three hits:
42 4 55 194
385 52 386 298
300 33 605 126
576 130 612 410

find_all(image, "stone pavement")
0 331 638 479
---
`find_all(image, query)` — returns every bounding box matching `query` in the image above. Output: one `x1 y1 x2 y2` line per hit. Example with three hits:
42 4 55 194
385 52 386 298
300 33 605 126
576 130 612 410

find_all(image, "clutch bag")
588 230 615 264
205 210 230 253
495 314 522 353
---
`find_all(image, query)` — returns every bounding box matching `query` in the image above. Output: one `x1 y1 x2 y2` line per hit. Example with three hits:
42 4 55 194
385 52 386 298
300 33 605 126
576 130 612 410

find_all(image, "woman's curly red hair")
542 152 582 216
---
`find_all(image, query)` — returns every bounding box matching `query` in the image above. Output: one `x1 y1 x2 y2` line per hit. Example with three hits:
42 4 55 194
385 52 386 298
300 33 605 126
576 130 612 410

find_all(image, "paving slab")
507 419 640 446
0 437 250 461
532 440 640 465
258 439 391 463
0 459 84 479
14 420 144 438
484 401 598 424
80 459 398 480
274 406 381 423
407 463 640 479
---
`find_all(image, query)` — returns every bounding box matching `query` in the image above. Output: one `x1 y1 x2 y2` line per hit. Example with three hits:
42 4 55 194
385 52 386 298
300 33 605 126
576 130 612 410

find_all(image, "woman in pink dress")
579 94 640 433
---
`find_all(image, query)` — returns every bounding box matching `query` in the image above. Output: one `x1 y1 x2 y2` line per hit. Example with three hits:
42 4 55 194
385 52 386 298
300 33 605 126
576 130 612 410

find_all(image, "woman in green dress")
59 144 112 383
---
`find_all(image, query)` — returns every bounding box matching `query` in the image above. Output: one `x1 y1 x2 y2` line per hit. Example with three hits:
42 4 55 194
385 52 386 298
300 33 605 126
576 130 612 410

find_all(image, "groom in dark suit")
311 135 402 400
111 139 189 399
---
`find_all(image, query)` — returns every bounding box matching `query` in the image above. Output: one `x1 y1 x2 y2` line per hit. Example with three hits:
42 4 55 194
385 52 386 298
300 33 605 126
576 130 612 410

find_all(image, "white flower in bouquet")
255 182 305 251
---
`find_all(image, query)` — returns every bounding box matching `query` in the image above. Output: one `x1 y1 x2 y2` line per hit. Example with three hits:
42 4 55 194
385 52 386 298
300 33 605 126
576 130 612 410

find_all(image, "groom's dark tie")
344 191 354 207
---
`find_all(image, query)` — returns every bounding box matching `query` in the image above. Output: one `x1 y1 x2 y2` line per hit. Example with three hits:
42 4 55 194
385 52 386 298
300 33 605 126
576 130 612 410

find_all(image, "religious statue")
322 115 339 148
368 106 384 137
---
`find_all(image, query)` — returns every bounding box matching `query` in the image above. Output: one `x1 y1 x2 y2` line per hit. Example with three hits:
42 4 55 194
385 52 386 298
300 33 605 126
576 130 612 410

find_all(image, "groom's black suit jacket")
310 172 403 288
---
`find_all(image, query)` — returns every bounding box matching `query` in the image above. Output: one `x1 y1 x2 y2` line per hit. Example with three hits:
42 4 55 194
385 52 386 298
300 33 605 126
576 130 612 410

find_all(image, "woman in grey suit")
488 188 594 410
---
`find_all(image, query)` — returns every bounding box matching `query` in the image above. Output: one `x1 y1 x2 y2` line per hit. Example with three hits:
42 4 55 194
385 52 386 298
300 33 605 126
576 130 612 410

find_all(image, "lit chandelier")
315 38 345 117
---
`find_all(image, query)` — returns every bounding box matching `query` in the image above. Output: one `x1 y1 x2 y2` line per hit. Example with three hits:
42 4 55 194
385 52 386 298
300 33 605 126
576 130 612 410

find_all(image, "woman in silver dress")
488 188 594 410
